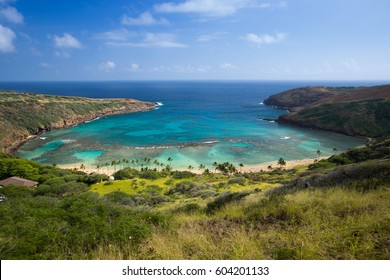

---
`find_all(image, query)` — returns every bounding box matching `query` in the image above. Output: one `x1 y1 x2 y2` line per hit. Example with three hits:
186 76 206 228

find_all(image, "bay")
0 81 370 170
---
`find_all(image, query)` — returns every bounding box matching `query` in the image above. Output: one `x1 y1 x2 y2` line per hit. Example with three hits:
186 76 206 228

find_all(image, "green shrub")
113 168 139 180
167 181 217 198
172 203 202 214
35 181 89 197
206 191 251 214
171 171 196 179
164 178 175 185
0 185 34 198
82 174 109 185
104 191 135 206
227 177 246 185
308 160 337 170
139 170 161 180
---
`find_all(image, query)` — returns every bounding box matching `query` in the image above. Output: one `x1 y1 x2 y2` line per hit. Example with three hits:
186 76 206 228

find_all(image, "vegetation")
0 90 155 153
1 86 389 259
264 85 390 137
1 137 390 259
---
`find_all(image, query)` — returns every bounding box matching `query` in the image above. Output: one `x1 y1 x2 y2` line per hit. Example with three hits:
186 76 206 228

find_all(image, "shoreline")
58 156 328 176
9 103 157 156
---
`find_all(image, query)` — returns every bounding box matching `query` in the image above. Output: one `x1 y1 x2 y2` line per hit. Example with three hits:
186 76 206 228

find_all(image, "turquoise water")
7 81 368 170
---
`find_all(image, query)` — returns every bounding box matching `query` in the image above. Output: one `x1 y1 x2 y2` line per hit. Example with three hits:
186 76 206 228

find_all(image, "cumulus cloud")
155 0 251 17
121 12 168 26
54 33 82 49
245 32 286 45
99 61 116 72
0 6 23 24
0 24 15 52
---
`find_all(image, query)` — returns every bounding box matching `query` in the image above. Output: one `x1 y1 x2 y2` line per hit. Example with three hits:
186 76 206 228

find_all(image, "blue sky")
0 0 389 81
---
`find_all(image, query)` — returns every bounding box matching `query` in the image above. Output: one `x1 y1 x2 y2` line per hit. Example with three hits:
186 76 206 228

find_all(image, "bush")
104 191 135 206
172 203 202 214
82 174 109 185
227 177 246 185
164 178 175 185
113 168 139 180
167 181 217 198
35 181 89 197
308 160 337 170
206 191 252 214
0 158 40 180
171 171 196 179
139 170 161 180
0 191 169 259
0 185 34 198
141 185 163 195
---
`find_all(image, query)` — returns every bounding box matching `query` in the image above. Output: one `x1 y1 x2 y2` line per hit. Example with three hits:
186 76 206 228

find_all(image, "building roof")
0 176 38 187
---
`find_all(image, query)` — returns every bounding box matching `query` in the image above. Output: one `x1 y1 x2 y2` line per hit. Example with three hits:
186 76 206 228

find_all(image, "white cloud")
245 32 286 45
220 63 237 70
196 32 226 42
107 33 187 48
0 24 15 52
121 12 169 26
99 61 116 72
54 33 82 49
94 29 133 41
155 0 251 17
126 63 140 72
0 6 23 24
150 64 210 73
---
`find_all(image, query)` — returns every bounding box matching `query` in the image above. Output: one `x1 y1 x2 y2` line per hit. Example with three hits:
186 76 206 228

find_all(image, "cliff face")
264 85 390 138
0 91 156 153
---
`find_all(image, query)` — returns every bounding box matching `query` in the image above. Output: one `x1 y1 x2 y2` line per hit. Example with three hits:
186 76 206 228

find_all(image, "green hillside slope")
264 85 390 138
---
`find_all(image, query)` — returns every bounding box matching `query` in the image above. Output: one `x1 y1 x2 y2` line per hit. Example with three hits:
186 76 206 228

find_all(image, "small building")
0 176 38 188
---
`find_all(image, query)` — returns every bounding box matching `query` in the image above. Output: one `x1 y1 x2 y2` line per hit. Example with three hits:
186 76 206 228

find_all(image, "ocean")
1 81 370 170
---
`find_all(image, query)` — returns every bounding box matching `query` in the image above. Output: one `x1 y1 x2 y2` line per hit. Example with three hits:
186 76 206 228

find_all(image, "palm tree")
316 149 322 158
239 163 244 172
111 160 118 172
212 161 218 172
80 163 86 170
153 159 160 171
188 165 194 172
198 164 205 173
277 158 286 169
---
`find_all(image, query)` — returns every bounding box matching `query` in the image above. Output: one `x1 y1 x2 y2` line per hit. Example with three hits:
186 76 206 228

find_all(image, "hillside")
264 85 390 137
0 90 155 153
0 138 389 259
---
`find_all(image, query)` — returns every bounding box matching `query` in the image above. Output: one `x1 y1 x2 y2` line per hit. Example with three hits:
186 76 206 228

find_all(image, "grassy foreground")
0 139 389 259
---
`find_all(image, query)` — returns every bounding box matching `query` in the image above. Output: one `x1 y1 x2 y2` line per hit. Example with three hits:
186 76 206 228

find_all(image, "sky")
0 0 390 81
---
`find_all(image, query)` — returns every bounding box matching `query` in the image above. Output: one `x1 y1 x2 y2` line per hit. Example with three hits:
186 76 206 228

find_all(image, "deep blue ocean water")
0 81 372 169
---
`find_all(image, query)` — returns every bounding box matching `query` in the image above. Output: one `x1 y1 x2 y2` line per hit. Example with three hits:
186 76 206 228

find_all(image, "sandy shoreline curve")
58 157 328 176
